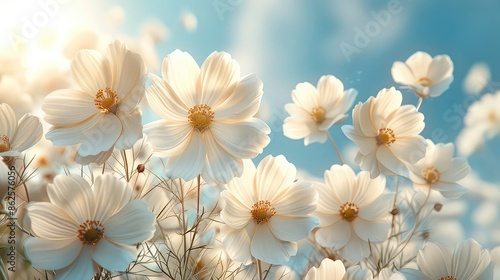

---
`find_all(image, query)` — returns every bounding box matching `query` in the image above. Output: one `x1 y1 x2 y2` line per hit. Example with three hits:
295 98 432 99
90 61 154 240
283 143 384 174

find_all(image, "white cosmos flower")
304 259 346 280
23 174 155 280
283 75 357 145
463 62 490 95
391 51 453 98
144 50 270 185
220 155 319 265
408 140 470 199
42 40 147 165
0 103 43 164
409 239 494 280
314 164 392 263
456 91 500 157
342 87 427 178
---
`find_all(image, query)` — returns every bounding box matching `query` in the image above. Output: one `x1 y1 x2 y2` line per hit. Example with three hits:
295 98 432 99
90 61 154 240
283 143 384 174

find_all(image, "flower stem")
416 97 423 111
256 259 263 280
196 174 201 216
327 132 344 165
122 150 129 182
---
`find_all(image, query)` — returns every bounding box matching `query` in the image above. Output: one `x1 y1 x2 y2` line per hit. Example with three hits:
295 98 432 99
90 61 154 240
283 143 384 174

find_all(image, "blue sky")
99 0 500 182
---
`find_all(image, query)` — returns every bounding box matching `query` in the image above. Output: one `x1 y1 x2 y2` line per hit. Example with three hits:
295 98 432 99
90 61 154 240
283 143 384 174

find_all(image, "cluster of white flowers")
0 23 498 280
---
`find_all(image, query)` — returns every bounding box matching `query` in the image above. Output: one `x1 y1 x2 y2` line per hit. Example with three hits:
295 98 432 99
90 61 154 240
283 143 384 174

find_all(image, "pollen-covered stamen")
0 135 10 153
188 104 214 132
94 87 118 114
310 106 326 123
417 77 432 87
377 128 396 146
438 276 456 280
339 202 359 222
78 220 105 245
251 200 276 224
423 166 440 184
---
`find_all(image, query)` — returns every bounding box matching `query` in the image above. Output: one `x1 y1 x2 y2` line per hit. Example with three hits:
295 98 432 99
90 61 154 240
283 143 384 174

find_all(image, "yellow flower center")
0 135 10 153
251 200 276 224
339 202 359 222
423 166 440 184
188 104 214 132
78 220 105 245
439 276 456 280
310 106 326 123
418 77 432 87
94 87 118 114
377 128 396 146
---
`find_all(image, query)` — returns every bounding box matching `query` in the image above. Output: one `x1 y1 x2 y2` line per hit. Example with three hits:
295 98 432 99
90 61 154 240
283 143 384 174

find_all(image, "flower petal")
10 114 42 152
201 131 243 185
387 105 425 137
405 51 432 80
114 107 143 150
357 100 378 138
210 119 270 159
47 175 95 224
315 219 351 249
352 218 390 242
104 200 155 245
0 103 16 138
292 82 318 110
273 181 318 216
417 242 452 279
452 239 490 279
146 73 189 121
339 233 370 263
391 61 416 85
165 130 206 181
144 120 192 158
198 51 241 106
342 126 377 155
371 87 403 128
428 76 453 97
214 73 263 120
316 75 344 108
255 155 296 202
390 136 427 164
433 182 468 199
440 158 471 182
269 215 318 242
324 164 357 204
283 117 316 140
93 174 132 223
161 49 200 107
107 40 146 102
42 89 97 127
220 190 251 229
26 202 78 240
56 246 97 280
24 237 82 270
376 146 409 177
74 148 114 165
251 224 297 265
221 223 254 265
46 113 122 157
358 193 393 220
427 55 453 84
71 49 111 94
92 239 137 272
